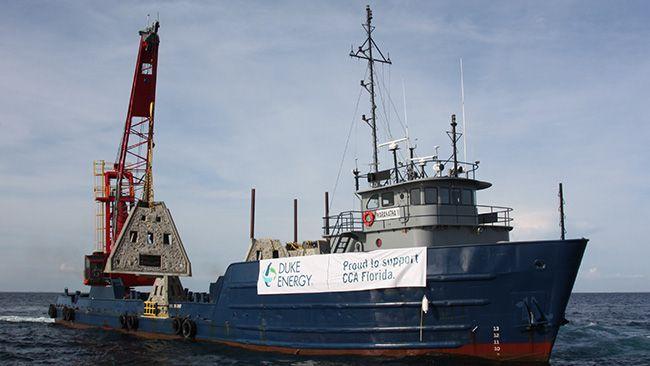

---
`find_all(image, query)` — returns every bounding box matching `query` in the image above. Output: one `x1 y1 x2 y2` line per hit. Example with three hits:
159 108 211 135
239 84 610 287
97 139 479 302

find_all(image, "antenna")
402 79 410 151
378 137 408 149
460 58 467 164
402 79 417 179
350 5 392 175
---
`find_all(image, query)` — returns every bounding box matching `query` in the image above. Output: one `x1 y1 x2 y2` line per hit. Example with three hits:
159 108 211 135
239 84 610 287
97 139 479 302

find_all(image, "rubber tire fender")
48 304 57 319
182 318 197 339
66 307 75 322
119 314 128 329
172 317 183 335
63 307 72 321
127 315 139 331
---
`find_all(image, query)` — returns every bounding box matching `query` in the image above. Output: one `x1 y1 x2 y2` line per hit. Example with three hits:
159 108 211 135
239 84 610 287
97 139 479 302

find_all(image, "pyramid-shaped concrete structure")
105 201 191 276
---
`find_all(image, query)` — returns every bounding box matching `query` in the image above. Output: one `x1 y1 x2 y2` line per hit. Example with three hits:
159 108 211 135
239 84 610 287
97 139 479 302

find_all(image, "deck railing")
323 210 364 237
356 159 481 189
323 204 513 236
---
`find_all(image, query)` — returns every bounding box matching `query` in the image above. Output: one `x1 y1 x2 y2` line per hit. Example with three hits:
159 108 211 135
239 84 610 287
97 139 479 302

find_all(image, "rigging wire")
382 64 393 129
377 65 407 134
375 70 393 141
378 63 393 138
375 65 408 162
330 79 365 211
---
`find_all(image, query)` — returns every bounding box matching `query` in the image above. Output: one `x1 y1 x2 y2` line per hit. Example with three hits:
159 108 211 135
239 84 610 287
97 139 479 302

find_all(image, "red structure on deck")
84 21 161 287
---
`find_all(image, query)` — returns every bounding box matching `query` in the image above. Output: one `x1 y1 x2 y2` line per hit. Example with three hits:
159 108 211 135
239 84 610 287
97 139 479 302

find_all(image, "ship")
51 7 587 364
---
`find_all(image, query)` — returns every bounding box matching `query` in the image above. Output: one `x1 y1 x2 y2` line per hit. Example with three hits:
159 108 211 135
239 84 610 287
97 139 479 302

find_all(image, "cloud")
59 263 77 273
581 266 646 281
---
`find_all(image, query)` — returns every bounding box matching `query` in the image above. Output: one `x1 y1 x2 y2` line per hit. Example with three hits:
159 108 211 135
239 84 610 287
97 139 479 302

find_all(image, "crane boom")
84 21 161 287
113 20 160 240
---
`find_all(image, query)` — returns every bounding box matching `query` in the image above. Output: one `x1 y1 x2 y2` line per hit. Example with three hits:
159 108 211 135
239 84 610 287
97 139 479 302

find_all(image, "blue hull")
54 239 586 363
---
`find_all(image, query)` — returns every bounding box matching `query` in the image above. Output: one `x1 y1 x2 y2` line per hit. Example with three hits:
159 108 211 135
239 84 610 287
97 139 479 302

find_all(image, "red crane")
84 21 161 287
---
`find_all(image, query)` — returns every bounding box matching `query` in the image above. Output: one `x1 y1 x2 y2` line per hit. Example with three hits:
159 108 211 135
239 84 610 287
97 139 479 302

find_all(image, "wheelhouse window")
439 188 450 204
424 187 437 204
451 188 462 205
462 189 474 205
410 188 421 205
366 194 379 209
381 192 394 207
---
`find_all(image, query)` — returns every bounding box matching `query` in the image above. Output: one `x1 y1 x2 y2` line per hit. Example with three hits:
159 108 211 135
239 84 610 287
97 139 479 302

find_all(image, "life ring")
182 318 197 339
172 317 183 335
48 304 57 319
362 210 375 227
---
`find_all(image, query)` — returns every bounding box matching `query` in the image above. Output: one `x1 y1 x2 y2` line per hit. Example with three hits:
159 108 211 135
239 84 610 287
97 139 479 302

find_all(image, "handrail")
323 205 513 236
406 210 513 227
357 159 480 189
323 211 364 237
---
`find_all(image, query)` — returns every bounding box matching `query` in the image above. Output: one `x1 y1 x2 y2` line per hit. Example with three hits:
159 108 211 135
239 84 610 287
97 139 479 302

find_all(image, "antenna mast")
460 58 467 164
350 5 391 173
447 114 462 177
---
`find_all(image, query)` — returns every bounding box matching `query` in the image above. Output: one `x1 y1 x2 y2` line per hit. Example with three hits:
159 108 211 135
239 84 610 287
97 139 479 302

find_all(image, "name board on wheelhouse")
374 207 401 221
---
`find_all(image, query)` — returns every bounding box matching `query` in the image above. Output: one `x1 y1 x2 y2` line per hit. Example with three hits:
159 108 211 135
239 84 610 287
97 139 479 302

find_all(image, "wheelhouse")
323 116 513 253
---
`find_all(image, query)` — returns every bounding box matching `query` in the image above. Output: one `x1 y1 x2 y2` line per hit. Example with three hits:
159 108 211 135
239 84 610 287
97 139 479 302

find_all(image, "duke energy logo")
262 263 277 287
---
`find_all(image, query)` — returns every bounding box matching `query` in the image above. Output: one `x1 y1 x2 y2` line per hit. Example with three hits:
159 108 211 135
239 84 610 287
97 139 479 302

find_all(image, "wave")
0 315 54 323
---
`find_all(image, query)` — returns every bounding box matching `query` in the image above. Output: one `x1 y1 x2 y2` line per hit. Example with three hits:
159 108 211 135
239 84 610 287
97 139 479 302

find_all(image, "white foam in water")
0 315 54 323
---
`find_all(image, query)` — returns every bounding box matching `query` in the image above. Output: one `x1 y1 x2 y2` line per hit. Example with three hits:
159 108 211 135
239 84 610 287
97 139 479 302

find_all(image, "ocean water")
0 292 648 365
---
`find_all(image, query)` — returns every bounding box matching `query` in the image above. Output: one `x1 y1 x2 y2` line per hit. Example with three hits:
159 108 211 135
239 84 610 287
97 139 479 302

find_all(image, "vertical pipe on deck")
293 199 298 243
559 183 566 240
392 148 399 183
250 188 256 239
325 192 330 235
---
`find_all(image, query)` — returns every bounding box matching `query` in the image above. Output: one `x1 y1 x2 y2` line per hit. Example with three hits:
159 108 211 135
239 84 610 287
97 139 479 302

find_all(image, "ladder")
332 235 353 253
93 160 106 252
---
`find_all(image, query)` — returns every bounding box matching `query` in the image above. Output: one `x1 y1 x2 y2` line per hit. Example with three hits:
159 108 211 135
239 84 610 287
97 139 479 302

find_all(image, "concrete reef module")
342 252 422 271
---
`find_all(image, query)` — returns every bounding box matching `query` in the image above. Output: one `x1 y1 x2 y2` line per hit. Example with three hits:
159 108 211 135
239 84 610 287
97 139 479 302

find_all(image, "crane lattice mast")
85 21 160 287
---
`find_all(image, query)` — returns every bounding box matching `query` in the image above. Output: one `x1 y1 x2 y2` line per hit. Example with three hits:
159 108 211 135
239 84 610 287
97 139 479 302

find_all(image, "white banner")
257 247 427 295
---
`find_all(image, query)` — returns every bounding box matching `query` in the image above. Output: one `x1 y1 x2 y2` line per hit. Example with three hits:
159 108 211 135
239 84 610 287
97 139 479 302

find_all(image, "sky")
0 1 648 292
